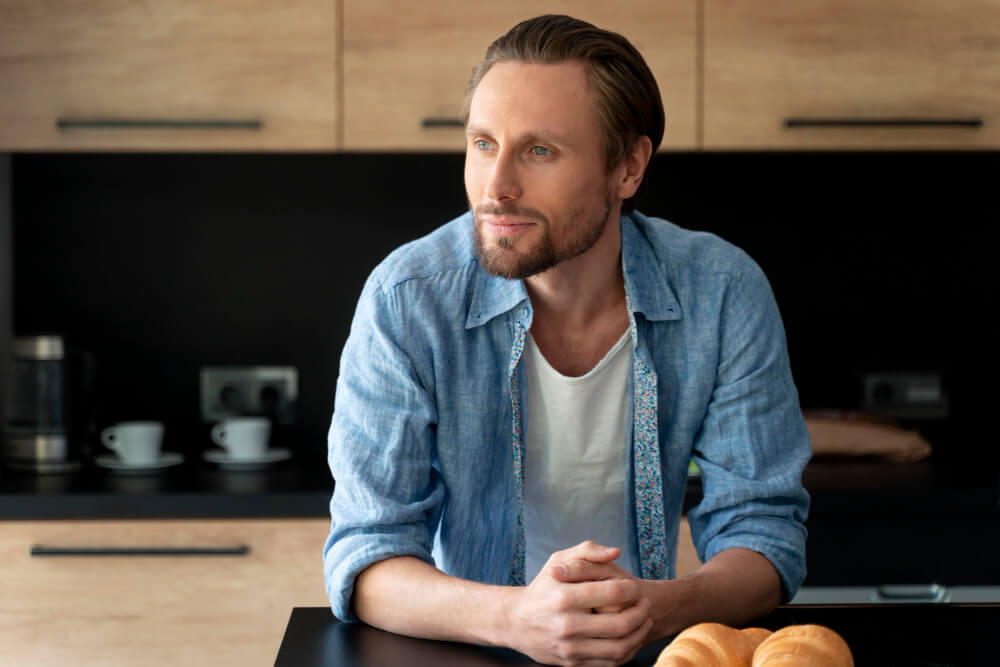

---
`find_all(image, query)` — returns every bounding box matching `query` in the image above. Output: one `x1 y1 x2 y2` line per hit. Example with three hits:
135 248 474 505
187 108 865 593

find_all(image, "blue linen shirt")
324 210 810 621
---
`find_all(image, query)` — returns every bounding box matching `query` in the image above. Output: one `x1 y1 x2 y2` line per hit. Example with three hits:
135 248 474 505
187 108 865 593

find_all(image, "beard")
472 187 614 280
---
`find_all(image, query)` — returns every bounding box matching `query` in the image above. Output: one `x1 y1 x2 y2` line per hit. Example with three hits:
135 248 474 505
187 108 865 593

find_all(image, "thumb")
548 541 620 578
551 557 621 583
565 540 620 563
585 541 620 561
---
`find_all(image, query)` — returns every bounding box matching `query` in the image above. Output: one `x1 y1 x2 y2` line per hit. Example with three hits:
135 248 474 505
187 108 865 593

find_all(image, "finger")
565 580 644 617
555 614 654 663
548 543 620 580
554 540 620 566
616 615 656 664
553 604 649 641
551 558 629 584
561 597 650 640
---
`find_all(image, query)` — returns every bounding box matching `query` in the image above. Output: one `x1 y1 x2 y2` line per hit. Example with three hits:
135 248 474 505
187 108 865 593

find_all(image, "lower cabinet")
798 513 1000 605
0 518 331 666
0 515 704 665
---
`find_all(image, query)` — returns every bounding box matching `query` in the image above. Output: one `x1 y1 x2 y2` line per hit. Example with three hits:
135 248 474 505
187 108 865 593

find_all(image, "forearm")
355 544 654 667
353 555 514 647
644 547 783 639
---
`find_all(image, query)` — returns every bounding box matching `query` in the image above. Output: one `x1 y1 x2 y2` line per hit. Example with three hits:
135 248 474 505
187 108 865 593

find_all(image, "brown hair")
462 14 664 214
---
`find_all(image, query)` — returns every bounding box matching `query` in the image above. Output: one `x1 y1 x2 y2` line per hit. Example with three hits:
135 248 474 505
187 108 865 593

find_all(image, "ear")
613 136 653 201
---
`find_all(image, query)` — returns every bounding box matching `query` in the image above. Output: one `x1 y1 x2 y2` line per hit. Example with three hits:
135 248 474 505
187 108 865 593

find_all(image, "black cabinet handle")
56 118 263 130
30 544 250 557
783 117 983 129
874 583 947 602
420 117 464 128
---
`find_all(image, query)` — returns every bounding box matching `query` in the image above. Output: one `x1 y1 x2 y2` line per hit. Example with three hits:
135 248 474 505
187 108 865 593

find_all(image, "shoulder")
367 211 478 295
629 211 765 284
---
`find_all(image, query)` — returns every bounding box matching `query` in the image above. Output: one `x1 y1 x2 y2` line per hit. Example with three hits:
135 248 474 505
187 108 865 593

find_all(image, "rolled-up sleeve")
323 275 443 621
686 258 811 602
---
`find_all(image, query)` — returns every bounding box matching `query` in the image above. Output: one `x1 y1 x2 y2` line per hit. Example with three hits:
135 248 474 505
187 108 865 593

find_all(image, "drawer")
0 0 339 151
792 585 1000 605
343 0 697 151
804 515 1000 587
0 518 331 666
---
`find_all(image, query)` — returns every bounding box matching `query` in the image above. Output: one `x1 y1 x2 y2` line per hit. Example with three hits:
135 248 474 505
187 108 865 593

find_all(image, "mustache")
474 203 548 224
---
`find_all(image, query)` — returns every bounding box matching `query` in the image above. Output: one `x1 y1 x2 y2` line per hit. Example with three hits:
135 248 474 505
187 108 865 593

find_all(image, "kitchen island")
276 603 1000 666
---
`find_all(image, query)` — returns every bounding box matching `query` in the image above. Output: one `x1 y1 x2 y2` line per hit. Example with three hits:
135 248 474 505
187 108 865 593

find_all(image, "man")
324 14 809 667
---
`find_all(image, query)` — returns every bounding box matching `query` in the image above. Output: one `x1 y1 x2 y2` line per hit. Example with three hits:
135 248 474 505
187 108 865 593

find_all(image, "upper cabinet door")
704 0 1000 149
343 1 697 151
0 0 338 151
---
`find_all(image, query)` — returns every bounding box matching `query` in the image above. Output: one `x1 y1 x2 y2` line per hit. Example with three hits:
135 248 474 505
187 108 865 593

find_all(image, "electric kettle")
2 335 94 473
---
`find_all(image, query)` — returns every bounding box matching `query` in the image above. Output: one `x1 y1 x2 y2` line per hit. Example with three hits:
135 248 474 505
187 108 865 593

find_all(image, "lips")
483 217 535 236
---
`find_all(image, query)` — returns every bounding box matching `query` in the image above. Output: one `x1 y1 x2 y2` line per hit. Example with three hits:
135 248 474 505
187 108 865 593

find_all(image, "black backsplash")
11 152 999 463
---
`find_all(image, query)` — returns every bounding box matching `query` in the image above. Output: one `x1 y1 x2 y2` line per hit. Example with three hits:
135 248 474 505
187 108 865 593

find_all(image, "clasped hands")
504 541 654 667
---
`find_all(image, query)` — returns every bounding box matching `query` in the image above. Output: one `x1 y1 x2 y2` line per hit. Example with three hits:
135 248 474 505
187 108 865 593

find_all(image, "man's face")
464 61 616 280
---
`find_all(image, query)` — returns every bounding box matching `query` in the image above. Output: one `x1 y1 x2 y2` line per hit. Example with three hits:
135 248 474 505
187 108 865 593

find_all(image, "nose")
484 150 521 202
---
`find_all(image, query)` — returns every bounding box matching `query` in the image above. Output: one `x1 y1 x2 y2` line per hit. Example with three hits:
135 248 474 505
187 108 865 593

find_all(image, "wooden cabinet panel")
343 1 697 151
0 0 338 151
0 519 331 666
704 0 1000 149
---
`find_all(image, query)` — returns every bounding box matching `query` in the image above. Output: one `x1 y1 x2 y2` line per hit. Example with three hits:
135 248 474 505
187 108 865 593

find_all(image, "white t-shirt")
522 329 636 583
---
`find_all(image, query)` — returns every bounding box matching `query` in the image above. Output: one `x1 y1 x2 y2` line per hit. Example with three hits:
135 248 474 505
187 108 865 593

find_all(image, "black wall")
11 152 999 463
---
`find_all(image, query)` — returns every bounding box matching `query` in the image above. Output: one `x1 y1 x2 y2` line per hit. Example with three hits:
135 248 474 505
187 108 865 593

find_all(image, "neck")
525 211 626 332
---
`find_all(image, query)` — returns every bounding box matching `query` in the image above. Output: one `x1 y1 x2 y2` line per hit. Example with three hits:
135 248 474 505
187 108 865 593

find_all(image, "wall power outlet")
200 366 298 424
862 372 948 420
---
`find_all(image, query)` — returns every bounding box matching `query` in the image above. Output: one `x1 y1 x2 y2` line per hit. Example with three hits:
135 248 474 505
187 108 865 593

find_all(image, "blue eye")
531 146 550 156
475 139 493 151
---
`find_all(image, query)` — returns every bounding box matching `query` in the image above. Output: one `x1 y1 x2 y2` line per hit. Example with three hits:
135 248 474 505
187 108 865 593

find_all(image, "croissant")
654 622 772 666
752 624 853 666
740 627 774 649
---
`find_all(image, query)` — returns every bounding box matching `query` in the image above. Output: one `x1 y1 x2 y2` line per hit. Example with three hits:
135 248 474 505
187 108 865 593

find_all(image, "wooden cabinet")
342 0 698 151
5 2 996 152
0 518 331 666
703 0 1000 149
0 0 338 151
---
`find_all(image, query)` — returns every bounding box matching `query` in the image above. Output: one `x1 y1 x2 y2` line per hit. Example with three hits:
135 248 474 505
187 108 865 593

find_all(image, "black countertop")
0 454 333 519
275 604 1000 666
0 459 997 520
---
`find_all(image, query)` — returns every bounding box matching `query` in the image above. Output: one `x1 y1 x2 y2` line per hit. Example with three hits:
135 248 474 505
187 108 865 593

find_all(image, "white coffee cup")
211 417 271 460
101 421 165 466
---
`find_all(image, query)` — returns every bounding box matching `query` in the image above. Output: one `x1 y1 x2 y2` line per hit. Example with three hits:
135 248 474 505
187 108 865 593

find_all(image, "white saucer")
202 448 291 471
95 452 184 474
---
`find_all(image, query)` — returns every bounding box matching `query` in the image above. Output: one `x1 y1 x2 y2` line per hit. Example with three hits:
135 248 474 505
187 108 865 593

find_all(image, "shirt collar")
465 211 681 329
466 267 530 329
621 211 682 322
